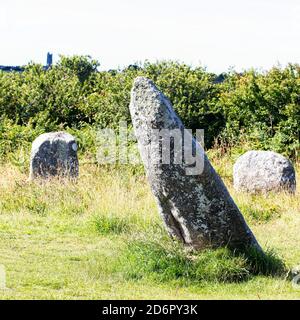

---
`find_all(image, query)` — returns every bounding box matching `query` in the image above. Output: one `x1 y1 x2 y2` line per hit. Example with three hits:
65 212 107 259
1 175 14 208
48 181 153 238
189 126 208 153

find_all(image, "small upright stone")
129 77 262 252
233 151 296 193
29 132 79 180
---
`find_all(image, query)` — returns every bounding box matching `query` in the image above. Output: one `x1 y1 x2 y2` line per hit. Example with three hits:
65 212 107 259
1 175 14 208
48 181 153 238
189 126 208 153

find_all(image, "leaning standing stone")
233 150 296 193
29 132 79 180
129 77 262 252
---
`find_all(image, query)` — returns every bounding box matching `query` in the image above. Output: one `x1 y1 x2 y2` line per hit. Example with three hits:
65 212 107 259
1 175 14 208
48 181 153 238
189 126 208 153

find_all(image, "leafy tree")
57 55 100 83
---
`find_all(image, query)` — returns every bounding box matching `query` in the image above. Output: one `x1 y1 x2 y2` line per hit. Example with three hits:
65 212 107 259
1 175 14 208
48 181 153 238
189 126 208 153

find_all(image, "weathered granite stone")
129 77 261 251
29 132 79 180
287 265 300 281
291 265 300 278
233 151 296 193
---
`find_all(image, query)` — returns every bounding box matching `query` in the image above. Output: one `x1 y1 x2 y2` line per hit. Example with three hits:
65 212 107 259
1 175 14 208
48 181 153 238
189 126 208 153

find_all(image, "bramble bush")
0 56 299 160
216 64 300 158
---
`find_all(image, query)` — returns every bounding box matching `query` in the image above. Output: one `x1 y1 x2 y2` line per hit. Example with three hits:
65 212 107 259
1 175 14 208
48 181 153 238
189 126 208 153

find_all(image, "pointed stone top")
133 76 156 88
130 76 184 131
131 77 163 99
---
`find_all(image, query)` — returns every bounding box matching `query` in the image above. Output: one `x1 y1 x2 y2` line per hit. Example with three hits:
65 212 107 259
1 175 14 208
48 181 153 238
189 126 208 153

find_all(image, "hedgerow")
0 56 298 159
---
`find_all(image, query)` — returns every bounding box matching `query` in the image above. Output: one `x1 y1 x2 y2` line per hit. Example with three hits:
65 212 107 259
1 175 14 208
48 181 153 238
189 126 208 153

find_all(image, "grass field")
0 152 299 300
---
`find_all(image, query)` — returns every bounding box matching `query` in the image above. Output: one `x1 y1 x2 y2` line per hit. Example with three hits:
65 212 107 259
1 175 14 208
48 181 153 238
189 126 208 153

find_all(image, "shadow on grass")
241 246 286 277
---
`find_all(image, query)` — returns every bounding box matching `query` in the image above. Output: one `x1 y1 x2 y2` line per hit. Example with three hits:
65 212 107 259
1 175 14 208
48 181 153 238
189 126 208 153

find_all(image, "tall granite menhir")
29 132 79 180
130 77 262 252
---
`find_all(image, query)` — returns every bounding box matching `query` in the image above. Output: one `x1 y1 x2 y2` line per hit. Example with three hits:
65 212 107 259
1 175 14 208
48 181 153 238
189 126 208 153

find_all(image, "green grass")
0 157 299 299
115 239 285 284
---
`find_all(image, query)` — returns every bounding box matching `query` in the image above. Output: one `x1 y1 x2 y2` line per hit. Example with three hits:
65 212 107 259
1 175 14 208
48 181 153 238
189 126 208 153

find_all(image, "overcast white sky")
0 0 299 72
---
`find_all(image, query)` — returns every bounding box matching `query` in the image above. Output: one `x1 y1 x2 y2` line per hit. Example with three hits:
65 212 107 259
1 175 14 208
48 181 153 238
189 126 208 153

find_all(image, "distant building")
46 52 53 68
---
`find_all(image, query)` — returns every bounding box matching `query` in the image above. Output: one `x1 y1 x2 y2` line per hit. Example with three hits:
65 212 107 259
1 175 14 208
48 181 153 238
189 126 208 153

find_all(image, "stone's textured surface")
29 132 79 180
291 265 300 277
233 151 296 194
288 265 300 281
129 77 261 251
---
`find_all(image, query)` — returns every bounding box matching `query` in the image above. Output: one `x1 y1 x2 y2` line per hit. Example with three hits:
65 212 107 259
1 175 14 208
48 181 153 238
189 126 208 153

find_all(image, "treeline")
0 55 299 160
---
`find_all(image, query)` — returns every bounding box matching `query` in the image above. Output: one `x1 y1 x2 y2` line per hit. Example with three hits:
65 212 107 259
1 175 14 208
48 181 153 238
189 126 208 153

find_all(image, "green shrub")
0 57 298 159
217 64 300 158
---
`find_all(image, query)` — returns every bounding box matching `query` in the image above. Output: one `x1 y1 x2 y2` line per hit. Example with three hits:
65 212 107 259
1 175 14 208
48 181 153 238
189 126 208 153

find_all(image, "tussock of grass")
115 239 286 284
91 213 165 235
92 215 131 235
238 201 281 223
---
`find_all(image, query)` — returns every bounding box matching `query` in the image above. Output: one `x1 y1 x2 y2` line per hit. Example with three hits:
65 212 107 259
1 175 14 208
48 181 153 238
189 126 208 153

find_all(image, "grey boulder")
129 77 261 252
29 132 79 180
233 151 296 193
